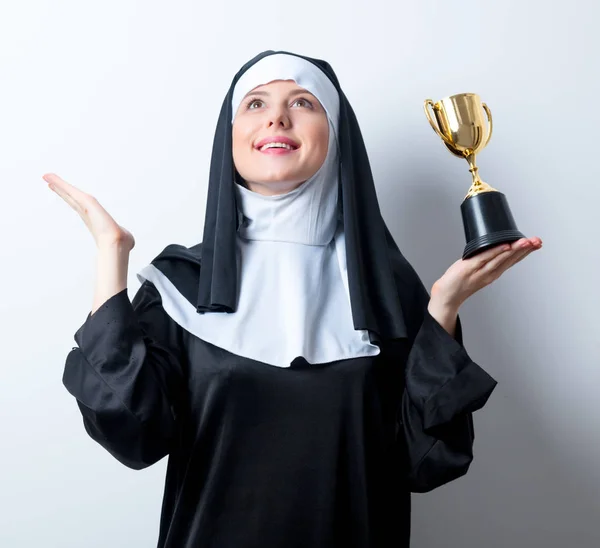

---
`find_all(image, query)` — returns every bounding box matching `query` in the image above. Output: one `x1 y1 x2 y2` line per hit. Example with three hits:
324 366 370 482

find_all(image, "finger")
502 247 536 270
469 242 514 270
475 241 535 281
506 237 531 251
49 182 96 229
514 237 542 250
477 245 515 274
48 181 84 214
512 238 536 250
482 247 533 282
477 236 537 268
49 183 97 235
45 173 106 220
43 173 89 203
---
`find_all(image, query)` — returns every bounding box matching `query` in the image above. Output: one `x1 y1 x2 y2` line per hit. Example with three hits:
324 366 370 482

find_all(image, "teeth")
260 142 294 151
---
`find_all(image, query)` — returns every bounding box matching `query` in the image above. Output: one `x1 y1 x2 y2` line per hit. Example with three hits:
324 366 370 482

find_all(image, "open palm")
43 173 135 251
431 237 543 308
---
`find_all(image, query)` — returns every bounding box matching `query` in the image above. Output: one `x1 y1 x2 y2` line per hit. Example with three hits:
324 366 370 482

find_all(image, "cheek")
310 122 329 165
232 124 254 167
232 124 247 150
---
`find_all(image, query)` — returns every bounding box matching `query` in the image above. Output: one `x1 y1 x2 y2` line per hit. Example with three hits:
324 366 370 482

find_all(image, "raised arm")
45 173 186 469
398 238 540 492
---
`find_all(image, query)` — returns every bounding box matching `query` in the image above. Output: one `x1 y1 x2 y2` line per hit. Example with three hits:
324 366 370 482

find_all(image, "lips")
255 136 300 150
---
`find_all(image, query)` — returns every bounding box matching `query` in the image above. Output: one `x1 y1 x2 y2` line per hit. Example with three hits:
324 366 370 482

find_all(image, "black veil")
151 50 429 343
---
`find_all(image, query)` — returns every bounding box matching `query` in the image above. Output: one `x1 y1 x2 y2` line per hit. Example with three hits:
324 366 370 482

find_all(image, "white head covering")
137 53 380 366
232 53 341 247
231 53 340 135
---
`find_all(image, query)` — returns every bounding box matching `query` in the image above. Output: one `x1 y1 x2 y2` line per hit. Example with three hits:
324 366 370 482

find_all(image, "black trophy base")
461 190 525 260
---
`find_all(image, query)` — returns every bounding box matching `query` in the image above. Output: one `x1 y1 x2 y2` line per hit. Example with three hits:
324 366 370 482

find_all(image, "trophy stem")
464 153 497 200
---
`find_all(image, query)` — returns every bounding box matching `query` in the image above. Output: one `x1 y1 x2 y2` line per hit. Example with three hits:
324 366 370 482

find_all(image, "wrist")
429 295 462 315
427 297 459 337
430 281 463 311
428 297 459 318
97 239 132 255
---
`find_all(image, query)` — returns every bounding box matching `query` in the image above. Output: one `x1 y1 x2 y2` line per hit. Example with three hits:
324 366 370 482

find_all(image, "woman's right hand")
43 173 135 252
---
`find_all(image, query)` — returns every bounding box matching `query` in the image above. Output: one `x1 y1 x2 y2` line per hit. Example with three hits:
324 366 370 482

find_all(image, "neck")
234 171 338 246
244 179 305 196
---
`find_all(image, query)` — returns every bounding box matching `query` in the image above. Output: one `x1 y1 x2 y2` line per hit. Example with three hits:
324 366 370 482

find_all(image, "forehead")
245 79 313 96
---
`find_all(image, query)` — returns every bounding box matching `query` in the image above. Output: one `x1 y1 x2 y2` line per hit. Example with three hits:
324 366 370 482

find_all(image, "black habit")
62 50 498 547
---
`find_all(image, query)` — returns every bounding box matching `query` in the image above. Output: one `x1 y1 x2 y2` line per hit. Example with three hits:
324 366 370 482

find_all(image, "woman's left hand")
430 236 543 310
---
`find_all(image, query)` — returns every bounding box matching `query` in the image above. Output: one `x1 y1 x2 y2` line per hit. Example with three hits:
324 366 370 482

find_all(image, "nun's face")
232 80 329 196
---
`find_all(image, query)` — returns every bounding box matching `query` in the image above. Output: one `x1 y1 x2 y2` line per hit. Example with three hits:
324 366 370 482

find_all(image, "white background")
1 1 598 546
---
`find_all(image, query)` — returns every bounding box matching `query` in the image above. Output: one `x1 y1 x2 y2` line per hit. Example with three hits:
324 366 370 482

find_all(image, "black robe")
62 247 497 548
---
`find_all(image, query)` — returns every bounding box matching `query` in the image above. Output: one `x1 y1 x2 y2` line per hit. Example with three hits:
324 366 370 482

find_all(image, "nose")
267 106 291 129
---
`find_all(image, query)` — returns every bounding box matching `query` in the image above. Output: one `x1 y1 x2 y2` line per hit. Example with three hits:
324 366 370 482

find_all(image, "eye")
246 99 262 109
293 98 313 108
243 96 314 110
245 98 264 110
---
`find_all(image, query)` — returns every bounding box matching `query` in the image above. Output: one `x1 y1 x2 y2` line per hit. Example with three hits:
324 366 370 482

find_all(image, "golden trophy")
424 93 525 259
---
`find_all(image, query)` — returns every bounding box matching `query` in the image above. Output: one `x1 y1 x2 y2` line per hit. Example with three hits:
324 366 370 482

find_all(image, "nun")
49 50 542 547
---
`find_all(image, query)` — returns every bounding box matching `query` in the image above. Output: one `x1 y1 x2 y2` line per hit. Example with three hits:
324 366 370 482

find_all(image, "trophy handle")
482 102 493 147
424 99 454 147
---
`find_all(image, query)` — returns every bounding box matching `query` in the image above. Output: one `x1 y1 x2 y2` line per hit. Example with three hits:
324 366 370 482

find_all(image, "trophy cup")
424 93 525 259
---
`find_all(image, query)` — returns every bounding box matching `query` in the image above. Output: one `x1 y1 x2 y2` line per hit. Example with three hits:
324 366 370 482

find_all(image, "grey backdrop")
1 0 598 546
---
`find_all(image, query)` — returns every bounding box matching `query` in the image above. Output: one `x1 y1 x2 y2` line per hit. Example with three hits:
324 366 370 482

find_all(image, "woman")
47 50 541 547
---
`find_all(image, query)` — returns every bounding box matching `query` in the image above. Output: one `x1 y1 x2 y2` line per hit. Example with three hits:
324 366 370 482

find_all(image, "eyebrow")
242 88 314 100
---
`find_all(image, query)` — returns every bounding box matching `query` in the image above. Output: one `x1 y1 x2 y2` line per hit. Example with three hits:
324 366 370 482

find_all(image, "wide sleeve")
399 293 498 493
62 280 186 470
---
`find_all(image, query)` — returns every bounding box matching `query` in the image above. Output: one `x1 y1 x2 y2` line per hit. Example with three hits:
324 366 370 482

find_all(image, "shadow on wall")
378 154 600 547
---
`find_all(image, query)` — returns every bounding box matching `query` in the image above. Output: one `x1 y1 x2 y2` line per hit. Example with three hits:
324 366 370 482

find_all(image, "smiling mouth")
258 146 299 156
257 143 299 152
